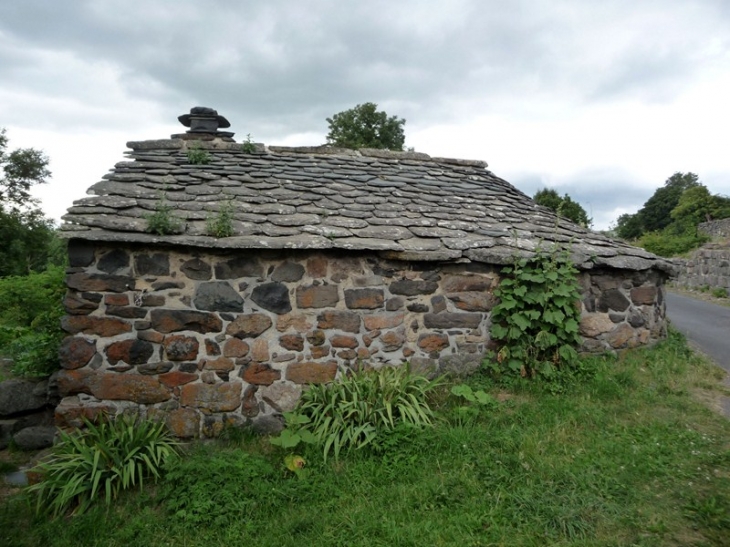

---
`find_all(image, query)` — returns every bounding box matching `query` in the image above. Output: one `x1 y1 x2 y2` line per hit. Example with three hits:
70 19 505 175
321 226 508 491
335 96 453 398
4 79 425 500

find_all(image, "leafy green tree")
614 213 643 240
640 172 700 233
326 103 406 150
533 188 592 228
0 128 60 276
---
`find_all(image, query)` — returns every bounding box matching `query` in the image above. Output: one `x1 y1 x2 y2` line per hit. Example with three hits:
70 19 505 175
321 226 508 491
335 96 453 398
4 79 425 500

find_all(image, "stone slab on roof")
61 139 673 273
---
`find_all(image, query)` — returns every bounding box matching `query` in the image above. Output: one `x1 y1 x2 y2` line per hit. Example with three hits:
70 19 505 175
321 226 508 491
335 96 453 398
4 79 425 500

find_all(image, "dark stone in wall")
317 310 361 333
97 249 130 274
59 337 96 370
105 339 155 365
407 303 429 313
67 240 95 268
106 306 148 319
345 288 384 309
598 289 630 312
67 273 135 293
138 362 174 375
271 261 305 282
423 312 481 329
62 315 132 337
431 295 447 313
215 256 263 279
63 293 100 315
225 313 273 339
163 335 200 361
389 279 439 296
386 296 405 311
150 309 223 334
251 282 292 314
280 334 304 351
181 258 212 280
135 253 170 276
194 282 244 312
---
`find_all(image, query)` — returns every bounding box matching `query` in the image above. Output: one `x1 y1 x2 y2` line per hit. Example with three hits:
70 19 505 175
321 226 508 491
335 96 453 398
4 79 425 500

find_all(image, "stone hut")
57 107 673 437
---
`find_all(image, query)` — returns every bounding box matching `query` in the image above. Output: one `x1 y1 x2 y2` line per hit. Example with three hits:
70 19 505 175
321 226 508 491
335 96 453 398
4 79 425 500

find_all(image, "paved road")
665 291 730 374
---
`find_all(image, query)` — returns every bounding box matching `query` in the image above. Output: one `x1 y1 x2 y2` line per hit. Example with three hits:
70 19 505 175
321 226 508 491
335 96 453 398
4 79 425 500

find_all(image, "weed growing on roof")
241 133 256 154
488 246 584 391
145 192 183 235
205 200 235 238
186 142 210 165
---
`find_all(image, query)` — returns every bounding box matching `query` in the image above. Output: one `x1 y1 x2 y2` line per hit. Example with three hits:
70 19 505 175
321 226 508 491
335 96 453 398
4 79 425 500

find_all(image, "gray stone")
97 249 130 274
251 282 292 314
250 414 285 435
67 240 96 267
135 253 170 276
423 312 482 329
0 379 48 416
194 282 244 312
181 258 212 280
12 426 57 451
598 289 630 312
214 256 263 279
271 261 305 282
389 279 439 296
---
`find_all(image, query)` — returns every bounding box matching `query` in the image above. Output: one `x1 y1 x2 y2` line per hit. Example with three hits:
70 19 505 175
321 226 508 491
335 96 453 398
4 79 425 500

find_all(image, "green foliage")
711 287 728 299
641 172 700 233
0 265 65 376
533 188 592 227
186 142 210 165
205 201 235 238
273 366 442 461
326 102 406 151
636 228 709 257
447 384 497 426
0 127 51 212
160 447 279 527
241 133 257 154
489 247 583 390
28 416 180 517
145 192 183 235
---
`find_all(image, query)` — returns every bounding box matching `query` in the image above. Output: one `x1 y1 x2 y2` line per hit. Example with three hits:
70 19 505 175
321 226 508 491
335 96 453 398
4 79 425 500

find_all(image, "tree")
614 213 643 240
533 188 592 228
640 172 700 233
0 128 59 276
326 102 406 150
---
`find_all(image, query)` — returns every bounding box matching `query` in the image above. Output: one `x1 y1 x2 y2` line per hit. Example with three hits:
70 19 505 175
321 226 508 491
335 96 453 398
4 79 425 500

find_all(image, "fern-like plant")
28 416 180 517
186 142 210 165
273 366 442 461
145 192 183 235
205 201 235 238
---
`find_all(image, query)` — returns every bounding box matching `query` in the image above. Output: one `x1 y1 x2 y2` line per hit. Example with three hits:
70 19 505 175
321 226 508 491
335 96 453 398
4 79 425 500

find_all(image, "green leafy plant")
28 416 180 517
241 133 257 154
186 142 210 165
0 265 65 377
447 384 497 426
489 247 583 390
711 287 728 299
145 192 183 235
272 366 442 461
205 201 235 238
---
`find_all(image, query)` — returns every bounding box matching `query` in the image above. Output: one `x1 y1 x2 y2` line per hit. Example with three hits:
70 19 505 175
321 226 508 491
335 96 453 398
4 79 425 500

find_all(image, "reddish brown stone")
61 315 132 337
418 333 450 353
54 397 115 428
357 348 371 359
251 338 270 362
159 370 198 388
276 313 314 333
403 346 415 357
56 369 95 396
141 294 165 307
59 337 96 370
104 294 129 306
66 272 135 293
165 408 200 438
630 286 657 305
337 349 357 360
224 338 250 358
93 373 171 404
180 382 242 412
317 310 361 333
310 345 331 359
306 256 328 278
363 313 404 331
242 385 260 417
306 329 326 346
225 313 272 339
606 323 635 349
381 329 405 351
105 339 155 365
447 292 497 312
331 334 358 348
163 335 200 361
138 330 164 343
441 274 493 293
203 357 235 372
296 284 339 308
205 339 221 356
344 288 384 310
63 293 99 315
242 363 280 385
150 309 222 334
279 334 304 351
287 361 338 384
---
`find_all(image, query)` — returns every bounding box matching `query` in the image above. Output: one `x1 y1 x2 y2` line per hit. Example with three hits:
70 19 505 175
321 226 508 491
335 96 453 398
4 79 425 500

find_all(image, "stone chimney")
173 106 235 141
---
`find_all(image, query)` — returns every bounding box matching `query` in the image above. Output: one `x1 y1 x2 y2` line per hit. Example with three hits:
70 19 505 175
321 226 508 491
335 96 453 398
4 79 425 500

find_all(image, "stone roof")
61 112 672 273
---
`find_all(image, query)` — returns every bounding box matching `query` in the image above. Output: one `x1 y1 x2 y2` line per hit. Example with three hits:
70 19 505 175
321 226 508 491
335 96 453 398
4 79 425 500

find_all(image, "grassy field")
2 329 729 546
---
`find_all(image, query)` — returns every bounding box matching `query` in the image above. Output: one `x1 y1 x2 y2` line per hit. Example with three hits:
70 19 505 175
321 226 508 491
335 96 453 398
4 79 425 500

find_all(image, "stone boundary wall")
56 240 667 438
698 218 730 239
674 245 730 289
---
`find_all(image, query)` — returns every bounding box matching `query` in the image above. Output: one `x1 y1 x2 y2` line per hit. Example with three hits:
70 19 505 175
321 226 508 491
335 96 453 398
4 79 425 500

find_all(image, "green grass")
2 329 729 546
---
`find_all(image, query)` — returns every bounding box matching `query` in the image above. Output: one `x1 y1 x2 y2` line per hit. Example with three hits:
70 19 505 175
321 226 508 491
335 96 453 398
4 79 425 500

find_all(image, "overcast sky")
1 0 729 230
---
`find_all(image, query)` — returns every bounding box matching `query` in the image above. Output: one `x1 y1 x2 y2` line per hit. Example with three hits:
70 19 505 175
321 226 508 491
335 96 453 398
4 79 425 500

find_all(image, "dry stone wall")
56 240 667 438
674 244 730 290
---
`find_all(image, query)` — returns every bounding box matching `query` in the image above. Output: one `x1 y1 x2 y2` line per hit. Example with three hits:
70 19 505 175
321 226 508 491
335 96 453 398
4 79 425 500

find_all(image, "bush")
711 287 728 299
28 416 180 517
273 366 442 461
637 230 709 257
489 247 583 391
145 193 183 235
0 265 65 377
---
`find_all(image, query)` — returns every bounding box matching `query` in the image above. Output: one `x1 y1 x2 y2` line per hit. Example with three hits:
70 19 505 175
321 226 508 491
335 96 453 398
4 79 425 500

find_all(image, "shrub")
186 143 210 165
28 416 180 517
637 230 708 257
0 265 65 377
489 247 583 391
273 365 443 461
205 201 235 238
145 192 183 235
711 287 728 299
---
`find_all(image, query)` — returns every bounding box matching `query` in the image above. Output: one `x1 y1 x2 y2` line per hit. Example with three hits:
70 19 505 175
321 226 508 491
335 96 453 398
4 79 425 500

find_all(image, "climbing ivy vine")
489 247 583 389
